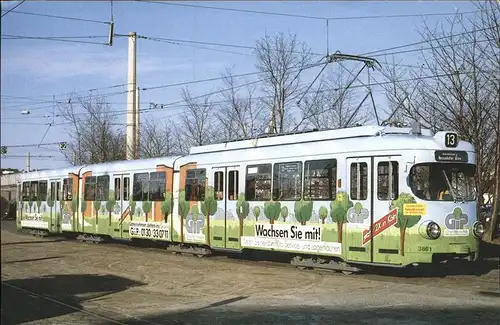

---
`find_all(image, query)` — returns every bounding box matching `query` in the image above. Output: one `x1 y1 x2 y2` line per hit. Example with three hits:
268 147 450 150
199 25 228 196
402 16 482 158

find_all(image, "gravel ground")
1 221 499 325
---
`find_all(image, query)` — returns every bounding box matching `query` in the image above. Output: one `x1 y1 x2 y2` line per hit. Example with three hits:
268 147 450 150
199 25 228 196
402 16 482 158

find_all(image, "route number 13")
445 132 458 148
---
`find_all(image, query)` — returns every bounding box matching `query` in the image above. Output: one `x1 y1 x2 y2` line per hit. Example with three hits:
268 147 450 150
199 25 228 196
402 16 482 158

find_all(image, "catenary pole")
126 32 137 160
26 152 30 172
135 86 140 159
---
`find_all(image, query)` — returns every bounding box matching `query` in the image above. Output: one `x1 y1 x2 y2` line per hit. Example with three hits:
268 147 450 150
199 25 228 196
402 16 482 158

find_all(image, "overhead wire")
2 36 493 123
129 25 495 60
2 35 108 39
361 26 495 56
2 25 492 104
2 67 495 155
1 103 56 113
4 66 494 125
2 88 132 117
4 30 493 115
368 39 490 58
150 69 497 117
1 9 111 24
141 0 326 20
2 25 495 125
283 69 498 126
1 0 26 18
1 42 491 122
142 1 479 21
133 35 254 57
1 156 68 162
2 34 111 45
116 33 249 50
16 67 491 129
1 68 284 113
2 155 57 158
2 60 327 122
132 33 323 57
1 82 131 101
1 141 65 148
1 100 150 111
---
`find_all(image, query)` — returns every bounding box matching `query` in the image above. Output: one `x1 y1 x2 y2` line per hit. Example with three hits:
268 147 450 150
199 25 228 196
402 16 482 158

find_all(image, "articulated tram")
15 123 485 272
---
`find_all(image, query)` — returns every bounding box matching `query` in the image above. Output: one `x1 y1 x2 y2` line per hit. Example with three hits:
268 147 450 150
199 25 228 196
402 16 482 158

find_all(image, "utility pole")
26 152 30 172
135 86 140 159
126 32 137 160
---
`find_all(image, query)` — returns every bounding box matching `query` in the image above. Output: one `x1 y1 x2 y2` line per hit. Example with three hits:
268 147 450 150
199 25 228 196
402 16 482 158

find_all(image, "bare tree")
254 32 313 134
139 115 182 158
178 88 216 148
472 0 500 241
489 101 500 241
378 57 426 126
57 92 126 164
381 7 498 213
215 67 267 141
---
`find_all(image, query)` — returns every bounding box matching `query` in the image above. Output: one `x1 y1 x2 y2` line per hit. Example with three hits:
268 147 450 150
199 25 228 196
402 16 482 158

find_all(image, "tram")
15 123 485 272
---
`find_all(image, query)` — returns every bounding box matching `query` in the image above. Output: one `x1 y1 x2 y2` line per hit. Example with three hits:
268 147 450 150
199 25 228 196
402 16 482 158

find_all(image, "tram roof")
189 124 473 155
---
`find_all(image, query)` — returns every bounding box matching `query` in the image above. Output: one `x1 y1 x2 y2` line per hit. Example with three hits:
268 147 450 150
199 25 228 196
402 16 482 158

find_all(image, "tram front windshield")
409 163 476 202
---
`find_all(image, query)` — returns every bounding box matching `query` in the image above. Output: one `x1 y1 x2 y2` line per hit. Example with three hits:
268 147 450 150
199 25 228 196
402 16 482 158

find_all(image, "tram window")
30 181 39 201
115 178 121 201
185 169 206 201
377 161 399 200
22 182 30 201
63 178 73 201
149 172 166 201
39 181 48 201
50 182 56 201
84 176 97 201
214 171 224 200
350 163 368 200
409 163 475 201
304 159 337 200
245 164 272 201
96 175 109 201
123 177 130 201
273 162 302 201
133 173 149 201
56 182 61 201
228 171 238 201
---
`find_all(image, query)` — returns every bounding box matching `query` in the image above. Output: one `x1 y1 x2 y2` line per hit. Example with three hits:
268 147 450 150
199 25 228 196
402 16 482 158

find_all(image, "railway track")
4 222 498 292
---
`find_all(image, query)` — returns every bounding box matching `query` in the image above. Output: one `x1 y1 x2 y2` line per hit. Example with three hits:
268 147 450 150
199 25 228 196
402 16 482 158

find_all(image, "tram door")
48 179 60 232
113 174 131 238
346 156 401 264
345 157 373 263
372 157 400 264
211 166 240 250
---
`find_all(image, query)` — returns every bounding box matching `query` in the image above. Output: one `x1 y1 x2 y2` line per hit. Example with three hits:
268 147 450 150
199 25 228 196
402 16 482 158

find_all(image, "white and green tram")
16 123 485 272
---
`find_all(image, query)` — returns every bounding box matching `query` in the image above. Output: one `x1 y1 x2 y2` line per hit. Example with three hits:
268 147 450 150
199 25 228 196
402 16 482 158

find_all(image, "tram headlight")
473 221 485 238
426 222 441 239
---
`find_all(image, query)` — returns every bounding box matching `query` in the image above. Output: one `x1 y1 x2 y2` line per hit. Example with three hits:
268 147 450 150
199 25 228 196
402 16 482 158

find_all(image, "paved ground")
1 220 499 325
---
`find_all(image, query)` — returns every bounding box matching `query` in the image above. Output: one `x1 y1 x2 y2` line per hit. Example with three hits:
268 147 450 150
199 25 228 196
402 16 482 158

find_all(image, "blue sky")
1 0 478 170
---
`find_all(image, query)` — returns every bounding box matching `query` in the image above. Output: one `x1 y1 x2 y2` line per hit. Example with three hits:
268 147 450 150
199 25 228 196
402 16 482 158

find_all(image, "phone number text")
129 226 169 240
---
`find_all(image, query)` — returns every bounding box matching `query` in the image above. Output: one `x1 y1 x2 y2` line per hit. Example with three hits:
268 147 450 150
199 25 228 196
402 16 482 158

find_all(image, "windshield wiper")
442 170 459 203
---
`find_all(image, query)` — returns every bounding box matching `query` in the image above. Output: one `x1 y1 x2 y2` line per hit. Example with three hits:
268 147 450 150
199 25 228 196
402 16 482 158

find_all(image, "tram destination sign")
434 150 468 162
